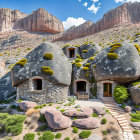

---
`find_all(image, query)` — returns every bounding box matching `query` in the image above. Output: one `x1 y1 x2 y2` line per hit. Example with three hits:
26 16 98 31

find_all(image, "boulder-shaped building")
11 42 72 104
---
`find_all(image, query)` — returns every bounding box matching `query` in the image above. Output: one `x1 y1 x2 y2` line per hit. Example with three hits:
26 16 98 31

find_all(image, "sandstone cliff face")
56 2 140 41
0 8 27 32
16 8 64 33
56 21 94 41
0 8 64 33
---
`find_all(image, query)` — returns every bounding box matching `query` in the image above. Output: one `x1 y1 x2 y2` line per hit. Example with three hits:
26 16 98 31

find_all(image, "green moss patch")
79 130 91 139
82 67 90 71
15 58 27 66
107 53 118 60
130 111 140 122
76 63 82 68
82 50 88 53
44 53 53 60
134 44 140 55
41 66 54 75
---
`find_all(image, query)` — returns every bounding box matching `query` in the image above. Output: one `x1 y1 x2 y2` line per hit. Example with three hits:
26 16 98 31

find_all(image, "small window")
32 79 42 90
69 48 75 58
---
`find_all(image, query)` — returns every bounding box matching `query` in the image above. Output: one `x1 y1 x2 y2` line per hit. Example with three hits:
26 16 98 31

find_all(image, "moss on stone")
85 63 90 67
134 44 140 55
107 53 118 60
41 66 54 75
75 59 82 63
44 53 53 60
16 58 27 66
76 63 82 68
82 67 90 71
82 50 88 53
110 43 122 52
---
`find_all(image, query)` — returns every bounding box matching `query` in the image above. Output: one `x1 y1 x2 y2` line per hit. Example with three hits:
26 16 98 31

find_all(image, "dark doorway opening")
103 83 112 97
77 81 86 92
69 48 75 58
33 79 42 90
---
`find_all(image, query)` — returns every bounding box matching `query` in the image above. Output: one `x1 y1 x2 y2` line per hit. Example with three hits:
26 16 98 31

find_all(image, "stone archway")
66 46 77 58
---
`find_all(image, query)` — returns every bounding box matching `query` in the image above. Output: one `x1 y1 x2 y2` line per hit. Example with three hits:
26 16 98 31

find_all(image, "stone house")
11 41 140 103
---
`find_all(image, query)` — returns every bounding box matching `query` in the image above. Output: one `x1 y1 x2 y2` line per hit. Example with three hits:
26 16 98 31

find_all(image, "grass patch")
15 58 27 66
101 118 107 124
24 133 35 140
41 66 54 75
55 133 62 139
79 130 91 139
44 53 53 60
72 127 78 133
38 131 55 140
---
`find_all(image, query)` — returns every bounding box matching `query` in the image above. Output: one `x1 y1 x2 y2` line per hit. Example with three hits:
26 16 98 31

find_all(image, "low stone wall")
17 78 68 104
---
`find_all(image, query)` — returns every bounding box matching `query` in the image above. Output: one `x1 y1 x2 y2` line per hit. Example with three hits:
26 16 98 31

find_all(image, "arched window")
68 48 75 58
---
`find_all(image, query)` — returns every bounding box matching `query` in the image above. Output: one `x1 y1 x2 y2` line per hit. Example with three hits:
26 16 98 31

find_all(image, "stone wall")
97 80 117 99
17 77 68 104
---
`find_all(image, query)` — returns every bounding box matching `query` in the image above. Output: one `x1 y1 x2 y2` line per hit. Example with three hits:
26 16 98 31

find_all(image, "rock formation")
56 2 140 41
0 8 64 33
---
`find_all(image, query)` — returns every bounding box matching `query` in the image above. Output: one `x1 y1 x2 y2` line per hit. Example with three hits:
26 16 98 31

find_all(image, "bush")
39 131 55 140
91 113 98 117
133 130 139 134
49 103 53 106
72 127 78 133
1 114 26 136
39 114 46 123
82 67 90 71
41 66 54 75
76 63 82 68
107 53 118 60
37 131 41 136
60 109 65 113
15 58 27 66
132 81 140 86
44 53 53 60
121 104 125 109
24 133 35 140
64 137 70 140
130 112 140 122
82 50 88 53
79 130 91 139
101 118 107 124
102 130 108 135
113 86 128 103
38 124 48 131
55 133 62 139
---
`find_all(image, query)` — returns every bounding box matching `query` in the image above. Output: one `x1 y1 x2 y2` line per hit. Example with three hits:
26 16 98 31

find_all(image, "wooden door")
103 83 112 97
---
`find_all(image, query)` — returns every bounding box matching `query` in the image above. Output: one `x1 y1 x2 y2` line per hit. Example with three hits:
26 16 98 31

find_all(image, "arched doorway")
77 81 86 92
103 83 112 97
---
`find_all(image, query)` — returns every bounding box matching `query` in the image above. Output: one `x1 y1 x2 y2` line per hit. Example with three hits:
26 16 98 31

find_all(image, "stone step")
117 118 127 121
114 115 125 118
119 120 128 123
109 109 125 114
106 106 124 111
120 123 130 126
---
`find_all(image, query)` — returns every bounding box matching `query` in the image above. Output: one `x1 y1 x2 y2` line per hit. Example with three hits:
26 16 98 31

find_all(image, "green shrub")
79 130 91 139
82 50 88 53
102 130 108 135
55 133 62 139
82 67 90 71
60 109 65 113
132 81 140 86
76 63 82 68
121 104 125 109
24 133 35 140
91 113 98 117
37 131 41 136
101 118 107 124
34 105 43 109
133 130 139 134
130 113 140 122
107 53 118 60
44 53 53 60
134 105 139 108
39 114 46 123
38 124 48 131
39 131 55 140
113 86 128 103
72 127 78 133
64 137 70 140
49 103 53 106
15 58 27 66
41 66 54 75
0 113 9 120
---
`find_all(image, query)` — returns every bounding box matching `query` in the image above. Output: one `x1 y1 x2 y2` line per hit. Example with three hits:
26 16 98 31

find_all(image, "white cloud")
62 17 86 30
78 0 82 2
88 3 100 14
83 2 88 7
114 0 140 3
91 0 99 2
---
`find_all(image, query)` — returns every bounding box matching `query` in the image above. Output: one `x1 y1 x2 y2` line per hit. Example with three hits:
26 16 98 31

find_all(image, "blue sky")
0 0 139 29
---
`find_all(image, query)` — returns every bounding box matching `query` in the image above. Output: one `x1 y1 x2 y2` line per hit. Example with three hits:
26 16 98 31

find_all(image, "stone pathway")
103 98 135 140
